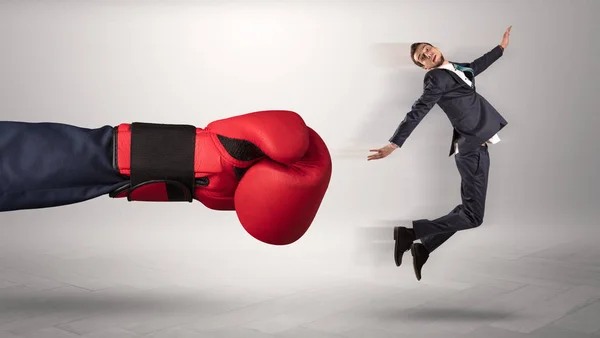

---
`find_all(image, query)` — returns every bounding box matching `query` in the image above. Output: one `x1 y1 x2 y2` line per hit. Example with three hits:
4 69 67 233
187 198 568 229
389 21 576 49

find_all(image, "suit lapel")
462 69 474 83
442 69 473 90
444 61 475 89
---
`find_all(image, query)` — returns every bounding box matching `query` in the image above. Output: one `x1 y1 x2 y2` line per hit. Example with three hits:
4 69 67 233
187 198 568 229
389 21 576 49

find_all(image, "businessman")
368 26 512 280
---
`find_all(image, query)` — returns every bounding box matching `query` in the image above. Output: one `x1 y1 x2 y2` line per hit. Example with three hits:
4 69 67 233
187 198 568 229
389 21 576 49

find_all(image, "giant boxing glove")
109 110 332 245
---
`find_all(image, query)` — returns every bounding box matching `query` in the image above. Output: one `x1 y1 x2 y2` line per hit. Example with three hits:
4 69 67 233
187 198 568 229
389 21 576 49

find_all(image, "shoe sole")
393 227 400 266
411 245 421 281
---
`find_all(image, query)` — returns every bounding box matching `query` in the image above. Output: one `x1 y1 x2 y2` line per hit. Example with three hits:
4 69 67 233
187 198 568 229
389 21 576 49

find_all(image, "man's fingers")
368 146 393 161
367 153 382 161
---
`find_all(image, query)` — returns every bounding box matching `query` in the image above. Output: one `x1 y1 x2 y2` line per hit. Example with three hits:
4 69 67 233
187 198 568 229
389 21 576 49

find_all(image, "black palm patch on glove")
217 134 265 181
217 134 265 161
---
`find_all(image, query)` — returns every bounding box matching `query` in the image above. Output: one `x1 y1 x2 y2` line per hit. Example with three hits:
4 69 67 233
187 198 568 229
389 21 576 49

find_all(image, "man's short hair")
410 42 432 67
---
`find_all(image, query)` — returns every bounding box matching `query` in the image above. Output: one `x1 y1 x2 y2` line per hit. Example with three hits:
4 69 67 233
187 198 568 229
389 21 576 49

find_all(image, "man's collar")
436 62 455 71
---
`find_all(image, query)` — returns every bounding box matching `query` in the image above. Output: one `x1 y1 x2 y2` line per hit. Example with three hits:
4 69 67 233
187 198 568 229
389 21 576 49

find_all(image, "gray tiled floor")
1 202 600 338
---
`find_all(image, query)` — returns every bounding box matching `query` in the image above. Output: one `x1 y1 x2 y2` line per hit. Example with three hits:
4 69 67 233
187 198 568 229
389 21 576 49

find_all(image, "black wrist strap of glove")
129 122 197 202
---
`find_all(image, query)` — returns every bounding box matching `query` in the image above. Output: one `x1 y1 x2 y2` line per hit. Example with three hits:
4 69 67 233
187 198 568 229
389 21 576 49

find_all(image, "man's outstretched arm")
388 72 445 148
470 26 512 76
367 72 445 161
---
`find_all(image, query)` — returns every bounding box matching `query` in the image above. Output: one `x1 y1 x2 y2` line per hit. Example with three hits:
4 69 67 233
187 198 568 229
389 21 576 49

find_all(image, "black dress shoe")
411 243 429 281
393 227 415 266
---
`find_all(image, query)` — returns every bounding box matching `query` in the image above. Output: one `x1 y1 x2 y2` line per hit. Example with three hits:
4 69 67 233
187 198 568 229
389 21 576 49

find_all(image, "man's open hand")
500 26 512 49
367 143 398 161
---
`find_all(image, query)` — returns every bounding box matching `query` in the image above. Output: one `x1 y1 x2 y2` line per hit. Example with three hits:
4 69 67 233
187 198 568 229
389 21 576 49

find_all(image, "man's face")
414 43 444 70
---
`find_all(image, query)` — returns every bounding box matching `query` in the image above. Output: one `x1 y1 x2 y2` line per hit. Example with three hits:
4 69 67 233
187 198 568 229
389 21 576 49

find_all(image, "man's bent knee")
464 210 484 228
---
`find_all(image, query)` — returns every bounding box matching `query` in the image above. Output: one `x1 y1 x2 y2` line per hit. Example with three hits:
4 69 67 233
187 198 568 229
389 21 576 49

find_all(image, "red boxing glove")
110 110 332 245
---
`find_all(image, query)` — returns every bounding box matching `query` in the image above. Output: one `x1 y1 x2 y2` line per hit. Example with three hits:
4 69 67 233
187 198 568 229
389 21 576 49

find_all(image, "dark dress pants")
412 144 490 253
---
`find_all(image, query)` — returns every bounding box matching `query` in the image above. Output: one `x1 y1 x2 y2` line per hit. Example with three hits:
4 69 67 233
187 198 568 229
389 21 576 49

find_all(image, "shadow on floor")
0 290 230 315
387 307 519 321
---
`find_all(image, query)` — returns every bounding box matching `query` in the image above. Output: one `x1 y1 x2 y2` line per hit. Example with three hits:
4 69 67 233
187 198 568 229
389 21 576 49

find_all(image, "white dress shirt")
437 62 500 155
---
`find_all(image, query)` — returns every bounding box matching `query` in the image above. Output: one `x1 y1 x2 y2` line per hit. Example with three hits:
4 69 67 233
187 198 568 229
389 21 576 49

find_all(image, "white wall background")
1 0 598 240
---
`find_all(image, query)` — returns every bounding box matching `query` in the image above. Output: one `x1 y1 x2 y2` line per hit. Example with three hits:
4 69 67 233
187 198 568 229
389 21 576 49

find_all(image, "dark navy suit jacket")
389 45 508 156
